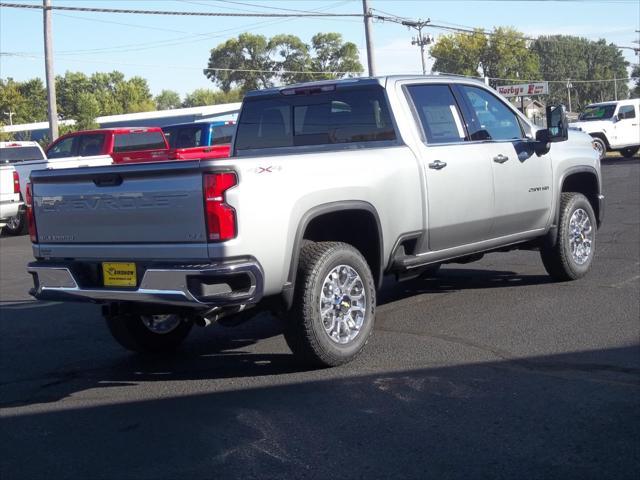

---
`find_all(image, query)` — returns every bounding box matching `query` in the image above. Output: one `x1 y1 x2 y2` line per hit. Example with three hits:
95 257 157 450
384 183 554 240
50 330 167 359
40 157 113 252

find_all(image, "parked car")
570 99 640 160
0 141 112 235
27 76 603 367
46 127 170 164
0 165 22 232
162 121 235 160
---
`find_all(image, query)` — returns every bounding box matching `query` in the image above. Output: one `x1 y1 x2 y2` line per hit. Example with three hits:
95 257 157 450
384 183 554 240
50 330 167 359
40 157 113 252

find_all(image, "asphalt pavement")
1 157 639 479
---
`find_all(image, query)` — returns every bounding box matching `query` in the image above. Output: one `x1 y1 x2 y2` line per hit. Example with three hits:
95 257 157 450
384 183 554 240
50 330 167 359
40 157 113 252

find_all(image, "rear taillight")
203 172 237 242
13 171 20 194
25 182 37 243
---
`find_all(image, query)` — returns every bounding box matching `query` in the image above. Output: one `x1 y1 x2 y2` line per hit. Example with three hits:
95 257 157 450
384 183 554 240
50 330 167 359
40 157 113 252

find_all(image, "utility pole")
362 0 376 76
566 80 573 113
43 0 58 141
402 19 432 75
614 77 618 101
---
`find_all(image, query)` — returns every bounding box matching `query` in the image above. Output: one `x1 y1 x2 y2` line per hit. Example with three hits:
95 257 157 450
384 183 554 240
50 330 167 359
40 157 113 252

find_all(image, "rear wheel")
540 193 596 281
284 241 376 367
3 212 26 236
591 137 607 160
106 313 193 354
620 146 639 158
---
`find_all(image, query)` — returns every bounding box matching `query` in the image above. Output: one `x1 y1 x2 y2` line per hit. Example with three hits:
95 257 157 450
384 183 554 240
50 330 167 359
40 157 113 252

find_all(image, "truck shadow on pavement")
2 267 556 409
378 267 554 306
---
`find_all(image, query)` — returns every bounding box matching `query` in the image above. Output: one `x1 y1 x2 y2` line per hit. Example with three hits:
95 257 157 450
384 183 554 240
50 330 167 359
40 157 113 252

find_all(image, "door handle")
428 160 447 170
493 154 509 164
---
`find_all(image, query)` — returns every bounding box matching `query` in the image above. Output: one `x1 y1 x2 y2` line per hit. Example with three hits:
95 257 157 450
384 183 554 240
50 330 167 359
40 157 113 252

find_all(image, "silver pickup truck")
27 76 604 366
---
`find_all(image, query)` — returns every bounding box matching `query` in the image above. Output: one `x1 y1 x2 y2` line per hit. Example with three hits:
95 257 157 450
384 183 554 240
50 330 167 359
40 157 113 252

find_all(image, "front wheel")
620 146 639 158
540 192 596 281
284 241 376 367
106 313 193 354
591 137 607 160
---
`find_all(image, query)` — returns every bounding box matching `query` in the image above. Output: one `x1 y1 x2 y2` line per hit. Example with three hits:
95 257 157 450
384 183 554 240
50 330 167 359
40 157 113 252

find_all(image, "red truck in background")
162 121 235 160
46 127 170 164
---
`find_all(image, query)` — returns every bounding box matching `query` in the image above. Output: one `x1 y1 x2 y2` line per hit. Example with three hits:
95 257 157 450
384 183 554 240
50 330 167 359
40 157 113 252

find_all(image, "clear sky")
1 0 639 97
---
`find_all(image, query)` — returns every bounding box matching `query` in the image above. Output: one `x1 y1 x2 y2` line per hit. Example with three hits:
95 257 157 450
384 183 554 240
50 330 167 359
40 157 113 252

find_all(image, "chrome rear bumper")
28 260 263 309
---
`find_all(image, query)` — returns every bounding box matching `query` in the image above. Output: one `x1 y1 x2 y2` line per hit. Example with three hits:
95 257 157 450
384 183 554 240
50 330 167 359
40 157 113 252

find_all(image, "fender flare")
282 200 384 309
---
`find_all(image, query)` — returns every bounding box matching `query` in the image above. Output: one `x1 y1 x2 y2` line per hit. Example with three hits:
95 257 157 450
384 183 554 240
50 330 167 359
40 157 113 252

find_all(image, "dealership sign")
497 82 549 98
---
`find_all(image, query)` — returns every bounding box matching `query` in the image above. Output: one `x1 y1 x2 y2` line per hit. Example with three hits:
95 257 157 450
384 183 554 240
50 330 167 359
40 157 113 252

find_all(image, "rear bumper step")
28 260 263 309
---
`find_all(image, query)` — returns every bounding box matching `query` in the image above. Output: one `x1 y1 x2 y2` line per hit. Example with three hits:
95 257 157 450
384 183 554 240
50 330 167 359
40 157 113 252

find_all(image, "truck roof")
245 75 488 98
162 120 235 129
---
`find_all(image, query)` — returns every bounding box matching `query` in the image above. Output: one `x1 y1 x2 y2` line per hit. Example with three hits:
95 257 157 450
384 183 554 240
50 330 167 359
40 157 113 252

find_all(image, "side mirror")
612 114 620 122
545 104 569 142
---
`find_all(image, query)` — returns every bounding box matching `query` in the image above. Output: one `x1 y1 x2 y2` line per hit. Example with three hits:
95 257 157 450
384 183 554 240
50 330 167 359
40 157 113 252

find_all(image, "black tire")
3 212 26 236
540 192 596 281
106 313 193 354
620 146 639 158
284 241 376 367
591 137 607 161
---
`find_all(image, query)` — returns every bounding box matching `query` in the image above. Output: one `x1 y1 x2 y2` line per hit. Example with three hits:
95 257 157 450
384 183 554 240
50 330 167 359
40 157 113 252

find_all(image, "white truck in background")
570 99 640 160
0 165 22 230
0 141 112 234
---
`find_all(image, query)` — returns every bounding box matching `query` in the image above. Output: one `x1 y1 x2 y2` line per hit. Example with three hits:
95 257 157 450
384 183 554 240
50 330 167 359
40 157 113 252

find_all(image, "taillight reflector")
203 172 237 241
25 182 37 243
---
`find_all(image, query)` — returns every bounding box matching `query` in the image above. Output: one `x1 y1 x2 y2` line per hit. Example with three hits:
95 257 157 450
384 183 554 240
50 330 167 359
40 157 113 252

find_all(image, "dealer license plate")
102 262 137 287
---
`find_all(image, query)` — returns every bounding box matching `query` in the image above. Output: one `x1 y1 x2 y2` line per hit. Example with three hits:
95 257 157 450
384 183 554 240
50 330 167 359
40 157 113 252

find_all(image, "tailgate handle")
93 174 123 187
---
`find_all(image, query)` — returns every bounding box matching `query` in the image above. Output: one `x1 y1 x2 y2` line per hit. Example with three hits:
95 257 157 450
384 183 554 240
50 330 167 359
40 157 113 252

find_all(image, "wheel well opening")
303 209 381 284
562 172 599 220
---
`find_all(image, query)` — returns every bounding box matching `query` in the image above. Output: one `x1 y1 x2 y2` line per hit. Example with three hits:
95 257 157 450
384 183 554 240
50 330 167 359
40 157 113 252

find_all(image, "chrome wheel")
141 314 182 334
5 215 21 231
569 208 593 265
319 265 367 345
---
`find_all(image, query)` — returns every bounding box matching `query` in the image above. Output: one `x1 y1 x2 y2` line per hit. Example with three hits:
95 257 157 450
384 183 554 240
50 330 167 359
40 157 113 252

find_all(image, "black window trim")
402 82 470 146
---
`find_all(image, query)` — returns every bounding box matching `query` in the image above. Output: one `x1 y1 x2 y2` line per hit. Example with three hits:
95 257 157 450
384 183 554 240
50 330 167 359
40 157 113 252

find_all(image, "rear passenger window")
407 85 466 144
77 134 105 157
113 131 166 152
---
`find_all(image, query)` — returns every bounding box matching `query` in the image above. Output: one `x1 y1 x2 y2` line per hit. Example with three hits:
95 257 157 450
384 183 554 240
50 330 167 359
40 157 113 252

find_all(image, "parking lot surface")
1 157 639 479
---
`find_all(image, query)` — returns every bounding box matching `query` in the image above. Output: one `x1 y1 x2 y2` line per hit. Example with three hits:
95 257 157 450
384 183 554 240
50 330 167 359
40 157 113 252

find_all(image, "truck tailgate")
31 161 207 245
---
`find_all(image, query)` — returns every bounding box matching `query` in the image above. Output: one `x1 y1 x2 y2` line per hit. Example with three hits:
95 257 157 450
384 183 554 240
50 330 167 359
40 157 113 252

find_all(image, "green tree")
155 89 182 110
182 88 242 108
74 92 100 130
530 35 629 108
430 27 539 87
631 65 640 98
113 76 155 113
0 78 47 126
205 33 274 93
269 34 313 84
309 33 363 80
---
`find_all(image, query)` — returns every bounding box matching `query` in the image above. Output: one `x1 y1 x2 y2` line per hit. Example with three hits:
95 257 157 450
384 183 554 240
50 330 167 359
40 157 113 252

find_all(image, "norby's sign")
497 82 549 97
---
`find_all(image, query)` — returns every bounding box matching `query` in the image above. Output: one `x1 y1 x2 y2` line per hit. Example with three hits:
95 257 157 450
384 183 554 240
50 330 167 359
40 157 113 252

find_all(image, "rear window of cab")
113 131 166 152
234 85 396 151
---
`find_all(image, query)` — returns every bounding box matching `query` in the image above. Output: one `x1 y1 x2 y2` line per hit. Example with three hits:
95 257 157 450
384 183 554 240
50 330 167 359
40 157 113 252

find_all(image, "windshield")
579 105 616 121
0 146 45 163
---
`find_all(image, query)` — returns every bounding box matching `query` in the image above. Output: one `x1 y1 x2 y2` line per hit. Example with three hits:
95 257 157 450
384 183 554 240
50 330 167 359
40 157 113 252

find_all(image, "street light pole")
362 0 376 77
43 0 59 141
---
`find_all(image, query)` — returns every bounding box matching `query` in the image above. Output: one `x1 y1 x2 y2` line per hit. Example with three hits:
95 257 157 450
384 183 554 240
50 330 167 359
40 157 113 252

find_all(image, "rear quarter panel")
207 145 423 296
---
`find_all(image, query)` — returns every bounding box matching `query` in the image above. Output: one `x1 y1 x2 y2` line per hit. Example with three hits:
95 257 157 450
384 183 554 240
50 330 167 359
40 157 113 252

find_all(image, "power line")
0 2 363 17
